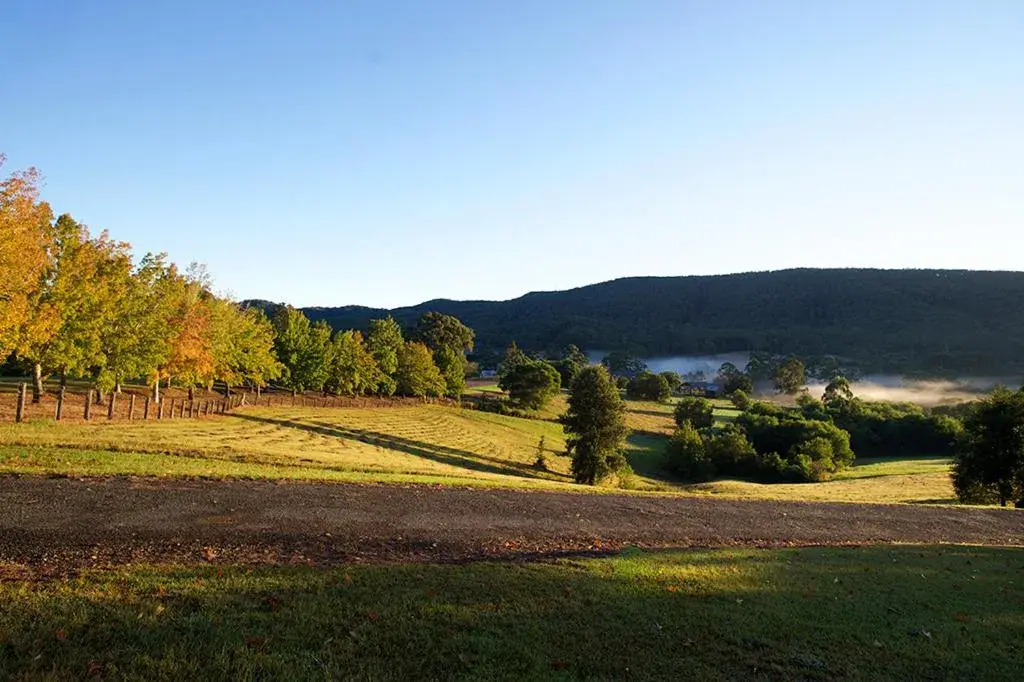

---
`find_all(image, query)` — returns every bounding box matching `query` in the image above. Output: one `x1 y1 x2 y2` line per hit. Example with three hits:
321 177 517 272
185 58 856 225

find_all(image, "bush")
665 422 714 481
674 397 714 429
704 424 757 474
730 390 751 411
626 371 671 402
614 376 629 390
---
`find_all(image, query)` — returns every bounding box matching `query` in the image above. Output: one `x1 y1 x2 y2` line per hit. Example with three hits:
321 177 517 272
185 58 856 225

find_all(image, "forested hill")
248 269 1024 375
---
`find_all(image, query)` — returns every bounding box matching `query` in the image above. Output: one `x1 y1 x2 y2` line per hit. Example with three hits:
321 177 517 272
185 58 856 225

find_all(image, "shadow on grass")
227 413 571 482
1 546 1021 680
625 430 672 480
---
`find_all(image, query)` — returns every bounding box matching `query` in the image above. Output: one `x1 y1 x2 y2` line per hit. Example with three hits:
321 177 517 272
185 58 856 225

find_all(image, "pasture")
0 396 958 504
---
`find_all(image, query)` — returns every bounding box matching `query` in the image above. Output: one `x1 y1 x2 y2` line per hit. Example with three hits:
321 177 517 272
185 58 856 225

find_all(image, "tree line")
0 156 474 403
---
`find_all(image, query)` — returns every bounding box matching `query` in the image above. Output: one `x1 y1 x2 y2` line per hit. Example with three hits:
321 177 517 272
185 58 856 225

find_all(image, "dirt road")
0 476 1021 570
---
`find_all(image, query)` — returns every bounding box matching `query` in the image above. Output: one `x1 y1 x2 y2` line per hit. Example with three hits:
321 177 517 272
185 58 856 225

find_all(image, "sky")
2 1 1022 308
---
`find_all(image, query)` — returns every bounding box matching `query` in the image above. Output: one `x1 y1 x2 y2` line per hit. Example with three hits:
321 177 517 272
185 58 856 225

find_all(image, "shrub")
730 390 751 411
674 397 714 429
704 424 757 474
665 422 714 481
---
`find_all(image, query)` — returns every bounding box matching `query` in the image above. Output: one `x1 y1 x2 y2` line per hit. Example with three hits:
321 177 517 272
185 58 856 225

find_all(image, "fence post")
157 399 164 420
178 401 185 418
15 383 27 423
188 400 194 418
55 386 65 421
143 396 150 420
128 394 136 420
84 391 92 421
167 398 175 419
107 391 116 420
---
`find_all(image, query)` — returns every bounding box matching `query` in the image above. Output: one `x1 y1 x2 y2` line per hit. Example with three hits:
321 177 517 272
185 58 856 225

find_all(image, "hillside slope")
252 269 1024 374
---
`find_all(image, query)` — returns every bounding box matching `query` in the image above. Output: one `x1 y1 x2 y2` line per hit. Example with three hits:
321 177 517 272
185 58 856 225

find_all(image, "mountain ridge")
245 268 1024 375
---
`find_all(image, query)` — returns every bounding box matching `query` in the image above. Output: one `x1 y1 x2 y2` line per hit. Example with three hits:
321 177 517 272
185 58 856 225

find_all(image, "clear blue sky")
2 1 1021 308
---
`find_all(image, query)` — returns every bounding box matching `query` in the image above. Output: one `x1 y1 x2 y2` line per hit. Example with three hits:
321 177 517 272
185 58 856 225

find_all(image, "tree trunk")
59 370 67 389
115 381 122 394
95 387 105 405
153 375 161 404
188 385 195 401
32 363 43 404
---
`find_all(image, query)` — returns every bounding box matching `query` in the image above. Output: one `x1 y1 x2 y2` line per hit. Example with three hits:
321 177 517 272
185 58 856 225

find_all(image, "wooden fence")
1 383 454 424
2 383 248 424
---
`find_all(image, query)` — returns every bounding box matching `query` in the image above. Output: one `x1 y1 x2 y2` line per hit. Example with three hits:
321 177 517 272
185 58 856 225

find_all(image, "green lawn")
1 545 1020 680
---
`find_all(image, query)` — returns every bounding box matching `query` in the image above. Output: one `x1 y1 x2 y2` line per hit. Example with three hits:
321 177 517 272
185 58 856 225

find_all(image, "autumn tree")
0 157 53 360
14 215 132 402
562 366 630 485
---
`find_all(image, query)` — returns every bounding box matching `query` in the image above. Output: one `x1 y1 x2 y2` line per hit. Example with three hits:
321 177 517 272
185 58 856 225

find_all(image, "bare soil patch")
0 476 1020 574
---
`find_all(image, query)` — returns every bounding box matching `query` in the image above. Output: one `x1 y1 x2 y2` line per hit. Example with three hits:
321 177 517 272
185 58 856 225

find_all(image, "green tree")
626 371 671 402
561 366 629 485
499 360 561 410
415 312 474 355
415 312 473 398
704 424 757 472
659 371 683 394
822 374 854 406
325 330 381 396
365 316 403 396
498 341 529 380
552 344 589 386
953 388 1024 507
773 356 806 395
395 341 446 398
717 362 753 395
674 397 714 429
221 305 282 392
435 346 466 398
601 350 647 376
272 307 331 394
665 422 713 481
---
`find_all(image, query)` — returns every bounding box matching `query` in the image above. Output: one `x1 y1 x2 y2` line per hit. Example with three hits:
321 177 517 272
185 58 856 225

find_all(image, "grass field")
1 545 1020 679
0 399 959 503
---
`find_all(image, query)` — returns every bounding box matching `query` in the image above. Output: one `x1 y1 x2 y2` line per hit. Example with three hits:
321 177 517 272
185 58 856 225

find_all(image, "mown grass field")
1 545 1020 679
0 395 959 503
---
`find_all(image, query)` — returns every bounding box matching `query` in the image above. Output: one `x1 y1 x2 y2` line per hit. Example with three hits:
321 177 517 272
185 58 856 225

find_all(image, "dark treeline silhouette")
258 269 1024 376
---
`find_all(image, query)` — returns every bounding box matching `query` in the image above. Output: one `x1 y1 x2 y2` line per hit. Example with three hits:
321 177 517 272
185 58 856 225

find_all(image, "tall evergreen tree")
561 366 630 485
